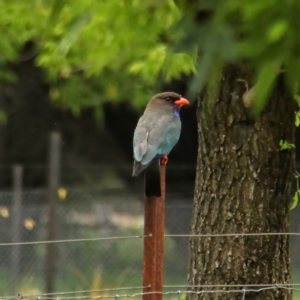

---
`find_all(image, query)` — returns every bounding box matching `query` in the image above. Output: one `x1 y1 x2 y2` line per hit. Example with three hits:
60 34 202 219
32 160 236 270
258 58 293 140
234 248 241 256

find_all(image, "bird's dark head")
150 92 189 109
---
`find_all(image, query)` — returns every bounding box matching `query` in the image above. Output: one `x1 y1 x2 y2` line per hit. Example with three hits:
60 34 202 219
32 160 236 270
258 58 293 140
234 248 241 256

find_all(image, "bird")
132 91 189 197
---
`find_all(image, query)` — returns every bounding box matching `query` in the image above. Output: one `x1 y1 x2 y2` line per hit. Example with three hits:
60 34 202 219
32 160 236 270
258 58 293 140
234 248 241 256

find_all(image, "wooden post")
45 132 61 293
11 165 23 294
143 164 166 300
154 165 165 298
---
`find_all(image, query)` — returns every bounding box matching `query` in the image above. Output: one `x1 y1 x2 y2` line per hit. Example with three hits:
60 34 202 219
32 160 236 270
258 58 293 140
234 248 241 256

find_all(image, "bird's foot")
160 155 168 165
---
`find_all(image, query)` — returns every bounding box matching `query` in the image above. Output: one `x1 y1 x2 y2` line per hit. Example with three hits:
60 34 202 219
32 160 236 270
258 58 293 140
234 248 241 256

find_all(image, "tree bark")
188 65 295 300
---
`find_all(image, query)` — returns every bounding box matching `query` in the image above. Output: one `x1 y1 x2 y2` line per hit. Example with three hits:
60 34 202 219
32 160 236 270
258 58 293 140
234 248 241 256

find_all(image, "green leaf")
48 0 67 25
188 50 214 98
279 140 295 150
128 62 145 74
290 191 299 210
295 111 300 127
0 110 7 124
294 94 300 106
179 294 186 300
251 60 280 114
58 13 91 55
165 52 196 81
267 21 288 42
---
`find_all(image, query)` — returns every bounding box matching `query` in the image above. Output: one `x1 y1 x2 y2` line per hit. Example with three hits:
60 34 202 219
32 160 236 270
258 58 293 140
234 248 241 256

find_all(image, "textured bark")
188 65 295 300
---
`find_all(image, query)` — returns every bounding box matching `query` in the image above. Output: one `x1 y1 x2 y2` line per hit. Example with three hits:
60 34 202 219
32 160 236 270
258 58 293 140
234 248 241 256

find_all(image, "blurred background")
1 0 300 298
0 1 199 295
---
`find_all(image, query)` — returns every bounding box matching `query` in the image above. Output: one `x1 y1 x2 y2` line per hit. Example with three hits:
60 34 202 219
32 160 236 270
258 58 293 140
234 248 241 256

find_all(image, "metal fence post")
143 164 166 300
45 132 61 293
11 165 23 294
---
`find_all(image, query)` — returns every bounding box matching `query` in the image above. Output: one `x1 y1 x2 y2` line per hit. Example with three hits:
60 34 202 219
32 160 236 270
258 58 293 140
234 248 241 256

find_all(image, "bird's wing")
133 125 149 162
133 114 174 166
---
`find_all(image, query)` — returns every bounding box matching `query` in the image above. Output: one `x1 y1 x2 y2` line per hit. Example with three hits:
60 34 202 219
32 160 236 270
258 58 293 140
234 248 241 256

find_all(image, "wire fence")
0 188 193 296
0 285 298 300
1 283 300 300
0 183 300 298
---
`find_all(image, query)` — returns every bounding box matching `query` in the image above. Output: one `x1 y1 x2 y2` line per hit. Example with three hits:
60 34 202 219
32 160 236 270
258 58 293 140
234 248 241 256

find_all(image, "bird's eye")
165 97 171 101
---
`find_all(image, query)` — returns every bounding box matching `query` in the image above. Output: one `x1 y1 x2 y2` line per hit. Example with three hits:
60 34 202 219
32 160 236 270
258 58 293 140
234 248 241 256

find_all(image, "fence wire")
0 188 300 297
0 232 300 247
0 189 193 295
1 285 300 300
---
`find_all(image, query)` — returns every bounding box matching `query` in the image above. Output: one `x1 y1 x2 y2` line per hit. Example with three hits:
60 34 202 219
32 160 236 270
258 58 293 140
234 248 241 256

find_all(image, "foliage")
279 140 295 151
177 0 300 110
291 171 300 210
1 0 300 115
0 0 194 118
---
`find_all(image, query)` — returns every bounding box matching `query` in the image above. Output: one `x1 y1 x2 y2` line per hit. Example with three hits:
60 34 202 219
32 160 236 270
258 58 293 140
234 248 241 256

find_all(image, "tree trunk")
188 65 295 300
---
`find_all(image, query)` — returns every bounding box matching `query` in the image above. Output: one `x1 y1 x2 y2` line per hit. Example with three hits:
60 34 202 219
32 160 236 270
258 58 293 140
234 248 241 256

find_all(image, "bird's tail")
145 161 161 197
132 160 149 177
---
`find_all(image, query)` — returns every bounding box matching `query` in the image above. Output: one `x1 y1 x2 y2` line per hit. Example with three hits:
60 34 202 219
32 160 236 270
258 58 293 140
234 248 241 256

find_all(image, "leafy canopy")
1 0 300 115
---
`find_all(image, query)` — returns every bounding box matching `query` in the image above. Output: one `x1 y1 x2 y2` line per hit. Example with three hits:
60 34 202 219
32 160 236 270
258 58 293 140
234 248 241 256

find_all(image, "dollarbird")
132 92 189 197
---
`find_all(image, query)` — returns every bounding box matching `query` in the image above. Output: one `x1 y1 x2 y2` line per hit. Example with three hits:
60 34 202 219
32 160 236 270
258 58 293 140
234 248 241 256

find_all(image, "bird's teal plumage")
132 92 185 176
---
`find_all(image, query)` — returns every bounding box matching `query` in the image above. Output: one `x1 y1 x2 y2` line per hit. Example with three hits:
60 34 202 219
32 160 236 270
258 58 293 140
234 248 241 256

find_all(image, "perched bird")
132 92 189 197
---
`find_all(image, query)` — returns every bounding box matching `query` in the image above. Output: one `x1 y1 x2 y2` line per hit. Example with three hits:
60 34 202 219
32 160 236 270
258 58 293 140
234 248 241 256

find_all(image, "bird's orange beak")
174 97 189 106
